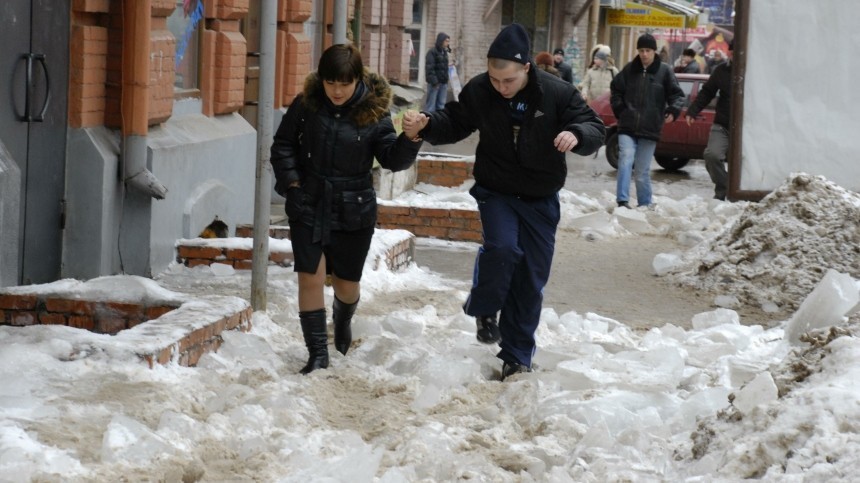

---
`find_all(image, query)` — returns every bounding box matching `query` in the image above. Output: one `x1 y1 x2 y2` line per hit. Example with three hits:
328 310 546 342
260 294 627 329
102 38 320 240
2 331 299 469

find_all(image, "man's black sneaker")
476 315 501 344
501 361 532 381
617 201 631 209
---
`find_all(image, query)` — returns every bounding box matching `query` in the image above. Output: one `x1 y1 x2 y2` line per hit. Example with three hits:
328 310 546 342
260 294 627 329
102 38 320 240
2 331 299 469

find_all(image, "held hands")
554 130 579 152
402 110 429 142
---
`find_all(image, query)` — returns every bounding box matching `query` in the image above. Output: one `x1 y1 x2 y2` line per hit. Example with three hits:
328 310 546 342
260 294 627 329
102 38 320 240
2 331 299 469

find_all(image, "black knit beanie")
636 33 657 51
487 23 531 64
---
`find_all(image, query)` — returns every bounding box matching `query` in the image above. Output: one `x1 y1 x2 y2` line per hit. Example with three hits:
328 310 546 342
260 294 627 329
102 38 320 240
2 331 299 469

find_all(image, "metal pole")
250 0 277 310
333 0 348 44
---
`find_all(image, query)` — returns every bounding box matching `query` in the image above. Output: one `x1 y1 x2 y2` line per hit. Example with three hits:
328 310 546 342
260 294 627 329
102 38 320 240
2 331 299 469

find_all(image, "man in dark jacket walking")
403 24 605 380
424 32 451 112
610 33 684 208
553 48 574 84
686 41 733 200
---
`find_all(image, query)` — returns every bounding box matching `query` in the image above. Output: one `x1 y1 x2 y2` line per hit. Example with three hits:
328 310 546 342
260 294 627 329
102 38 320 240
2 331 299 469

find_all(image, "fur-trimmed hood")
301 69 393 128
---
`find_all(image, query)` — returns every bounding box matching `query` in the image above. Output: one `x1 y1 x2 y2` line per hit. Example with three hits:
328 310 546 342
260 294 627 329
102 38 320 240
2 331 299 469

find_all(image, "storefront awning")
649 0 700 17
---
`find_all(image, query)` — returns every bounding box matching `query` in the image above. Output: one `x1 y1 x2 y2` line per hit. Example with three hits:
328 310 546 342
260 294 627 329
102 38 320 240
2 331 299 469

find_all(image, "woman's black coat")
271 70 420 243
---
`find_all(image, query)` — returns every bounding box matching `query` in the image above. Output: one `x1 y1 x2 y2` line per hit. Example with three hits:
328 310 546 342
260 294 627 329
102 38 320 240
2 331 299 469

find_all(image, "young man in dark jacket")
552 48 574 84
424 32 450 112
686 40 733 200
610 33 685 208
403 24 605 380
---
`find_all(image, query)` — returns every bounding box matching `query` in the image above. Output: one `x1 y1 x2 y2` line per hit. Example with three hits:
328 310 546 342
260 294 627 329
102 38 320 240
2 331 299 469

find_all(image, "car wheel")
654 156 689 171
605 132 619 169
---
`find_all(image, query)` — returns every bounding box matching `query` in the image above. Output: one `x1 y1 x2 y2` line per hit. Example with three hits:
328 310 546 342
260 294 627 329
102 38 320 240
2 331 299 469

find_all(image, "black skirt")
289 222 374 282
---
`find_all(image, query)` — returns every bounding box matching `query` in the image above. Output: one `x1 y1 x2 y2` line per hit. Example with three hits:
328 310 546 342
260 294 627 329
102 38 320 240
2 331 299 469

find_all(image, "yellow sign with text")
606 2 687 29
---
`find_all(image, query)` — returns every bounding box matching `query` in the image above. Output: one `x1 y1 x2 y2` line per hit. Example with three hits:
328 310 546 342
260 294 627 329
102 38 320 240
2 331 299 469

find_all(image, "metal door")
0 1 69 284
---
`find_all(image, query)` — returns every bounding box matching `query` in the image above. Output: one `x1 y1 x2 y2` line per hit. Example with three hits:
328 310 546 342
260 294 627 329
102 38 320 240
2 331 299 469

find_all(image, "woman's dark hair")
318 44 364 83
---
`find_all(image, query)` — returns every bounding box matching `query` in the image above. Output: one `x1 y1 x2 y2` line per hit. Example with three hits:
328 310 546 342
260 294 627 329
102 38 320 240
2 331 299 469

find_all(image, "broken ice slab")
785 269 860 345
614 208 653 234
652 252 682 276
732 371 778 415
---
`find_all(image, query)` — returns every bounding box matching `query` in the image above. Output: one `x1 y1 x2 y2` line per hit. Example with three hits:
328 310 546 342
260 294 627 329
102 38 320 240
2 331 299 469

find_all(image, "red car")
589 73 715 171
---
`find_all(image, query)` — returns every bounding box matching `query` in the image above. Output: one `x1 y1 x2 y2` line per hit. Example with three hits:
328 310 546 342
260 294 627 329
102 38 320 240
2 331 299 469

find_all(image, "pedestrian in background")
679 48 701 74
534 51 561 77
580 44 618 103
403 24 605 380
424 32 451 112
610 33 684 209
686 41 734 200
552 47 574 84
271 44 422 374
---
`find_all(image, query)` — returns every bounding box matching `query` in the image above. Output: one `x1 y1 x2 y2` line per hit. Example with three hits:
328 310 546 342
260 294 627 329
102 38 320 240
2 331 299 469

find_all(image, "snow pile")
669 173 860 312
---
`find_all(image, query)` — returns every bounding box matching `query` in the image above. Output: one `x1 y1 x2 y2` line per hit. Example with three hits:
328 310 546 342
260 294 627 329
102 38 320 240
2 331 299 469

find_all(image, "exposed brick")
178 246 224 260
410 226 448 238
45 298 94 315
449 229 484 242
0 295 38 310
145 305 175 320
103 302 144 319
11 312 37 326
0 309 5 323
186 258 213 268
269 251 294 265
69 315 96 330
233 260 253 270
39 312 67 325
224 248 253 260
96 316 127 335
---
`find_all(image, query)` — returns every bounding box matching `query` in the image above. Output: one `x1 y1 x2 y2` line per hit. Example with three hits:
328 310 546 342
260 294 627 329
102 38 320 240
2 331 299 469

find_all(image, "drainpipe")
333 0 348 44
250 0 277 310
121 0 167 200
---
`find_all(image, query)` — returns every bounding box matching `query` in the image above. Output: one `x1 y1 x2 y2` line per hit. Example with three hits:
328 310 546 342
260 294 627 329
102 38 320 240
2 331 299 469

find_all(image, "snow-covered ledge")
0 276 251 367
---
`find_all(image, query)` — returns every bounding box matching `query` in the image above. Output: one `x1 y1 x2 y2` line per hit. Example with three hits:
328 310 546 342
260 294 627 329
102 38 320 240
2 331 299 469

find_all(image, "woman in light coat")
580 45 619 103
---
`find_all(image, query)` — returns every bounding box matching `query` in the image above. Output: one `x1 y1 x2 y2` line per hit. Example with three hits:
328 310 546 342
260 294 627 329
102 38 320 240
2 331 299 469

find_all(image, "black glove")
285 186 304 221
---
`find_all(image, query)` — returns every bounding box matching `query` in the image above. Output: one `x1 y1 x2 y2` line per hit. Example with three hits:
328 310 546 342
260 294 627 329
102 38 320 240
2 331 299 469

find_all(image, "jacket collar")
301 69 393 127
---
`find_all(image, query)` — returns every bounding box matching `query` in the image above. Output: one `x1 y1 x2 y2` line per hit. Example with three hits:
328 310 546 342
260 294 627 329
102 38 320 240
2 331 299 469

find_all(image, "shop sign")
607 2 688 29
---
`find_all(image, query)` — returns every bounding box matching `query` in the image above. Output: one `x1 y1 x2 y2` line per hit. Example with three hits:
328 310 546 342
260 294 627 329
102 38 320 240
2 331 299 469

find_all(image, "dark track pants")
463 184 560 367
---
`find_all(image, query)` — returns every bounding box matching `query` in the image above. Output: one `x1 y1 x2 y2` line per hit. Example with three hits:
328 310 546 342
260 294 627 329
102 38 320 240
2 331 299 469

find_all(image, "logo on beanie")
514 53 522 60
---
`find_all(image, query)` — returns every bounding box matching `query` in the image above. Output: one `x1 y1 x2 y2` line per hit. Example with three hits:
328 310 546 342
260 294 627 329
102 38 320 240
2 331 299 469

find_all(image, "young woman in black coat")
271 44 422 374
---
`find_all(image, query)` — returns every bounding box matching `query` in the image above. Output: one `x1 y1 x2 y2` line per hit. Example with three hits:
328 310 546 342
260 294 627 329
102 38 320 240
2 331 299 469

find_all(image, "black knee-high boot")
332 296 358 356
299 308 329 374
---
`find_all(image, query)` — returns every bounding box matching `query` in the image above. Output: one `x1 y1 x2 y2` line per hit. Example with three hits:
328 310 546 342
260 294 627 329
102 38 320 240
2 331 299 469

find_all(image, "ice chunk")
101 414 176 464
785 269 860 344
673 387 731 430
416 356 481 389
714 294 740 308
761 301 780 313
614 208 652 234
381 312 425 338
691 308 739 330
567 211 613 232
209 262 235 276
652 252 682 276
732 371 778 415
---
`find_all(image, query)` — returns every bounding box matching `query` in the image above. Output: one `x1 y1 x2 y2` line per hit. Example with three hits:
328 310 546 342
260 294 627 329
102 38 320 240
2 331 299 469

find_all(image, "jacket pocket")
340 188 377 231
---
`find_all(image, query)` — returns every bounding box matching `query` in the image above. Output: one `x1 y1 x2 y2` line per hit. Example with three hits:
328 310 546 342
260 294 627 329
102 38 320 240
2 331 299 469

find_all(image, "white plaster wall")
147 113 257 274
742 1 860 192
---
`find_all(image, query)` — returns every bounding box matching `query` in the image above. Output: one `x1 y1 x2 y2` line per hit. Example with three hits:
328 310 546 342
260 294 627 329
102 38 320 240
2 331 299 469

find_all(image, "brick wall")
0 283 253 367
201 0 249 116
0 293 176 335
416 157 474 187
176 243 294 269
69 2 109 128
377 205 482 242
275 0 312 107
